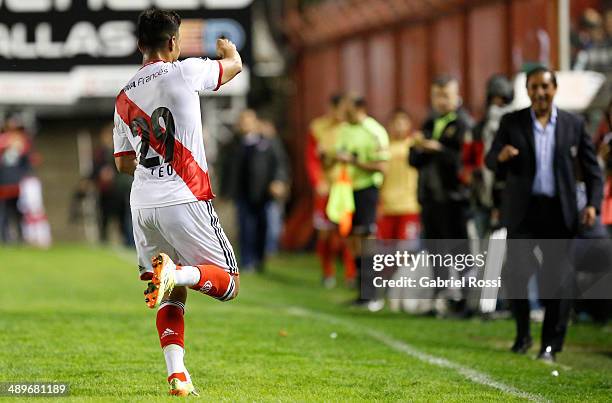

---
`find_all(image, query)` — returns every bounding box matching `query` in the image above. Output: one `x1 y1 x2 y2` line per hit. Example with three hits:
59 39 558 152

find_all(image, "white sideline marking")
287 307 547 402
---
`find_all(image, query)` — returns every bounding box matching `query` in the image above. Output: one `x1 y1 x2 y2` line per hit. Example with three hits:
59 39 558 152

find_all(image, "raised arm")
216 38 242 86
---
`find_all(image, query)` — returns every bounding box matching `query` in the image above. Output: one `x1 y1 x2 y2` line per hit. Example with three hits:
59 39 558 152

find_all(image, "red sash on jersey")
115 90 215 201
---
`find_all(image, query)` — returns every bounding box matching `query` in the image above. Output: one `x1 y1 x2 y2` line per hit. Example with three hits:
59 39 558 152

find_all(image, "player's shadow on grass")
260 270 320 289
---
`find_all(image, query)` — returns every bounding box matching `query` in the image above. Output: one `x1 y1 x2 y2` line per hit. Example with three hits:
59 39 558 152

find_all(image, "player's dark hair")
392 107 409 116
353 96 367 109
432 75 457 88
526 66 557 88
137 8 181 51
330 93 344 107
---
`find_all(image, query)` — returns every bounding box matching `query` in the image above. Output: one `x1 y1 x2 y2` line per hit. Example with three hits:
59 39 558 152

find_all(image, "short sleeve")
366 120 390 161
179 58 222 93
113 109 135 157
373 131 390 161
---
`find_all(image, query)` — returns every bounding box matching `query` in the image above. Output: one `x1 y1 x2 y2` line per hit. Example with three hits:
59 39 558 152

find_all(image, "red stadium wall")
282 0 560 250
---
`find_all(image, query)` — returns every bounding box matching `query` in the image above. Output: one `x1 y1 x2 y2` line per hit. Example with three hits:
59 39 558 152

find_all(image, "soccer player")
112 9 242 396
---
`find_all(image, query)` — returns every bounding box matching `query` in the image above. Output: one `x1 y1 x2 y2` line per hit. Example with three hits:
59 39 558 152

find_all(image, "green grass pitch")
1 244 611 401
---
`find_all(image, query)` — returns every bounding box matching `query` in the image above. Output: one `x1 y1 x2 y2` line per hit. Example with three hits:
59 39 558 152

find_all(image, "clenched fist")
216 37 237 58
497 145 519 162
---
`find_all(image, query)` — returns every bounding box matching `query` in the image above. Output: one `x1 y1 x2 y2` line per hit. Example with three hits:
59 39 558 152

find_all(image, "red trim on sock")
168 372 187 383
189 264 232 299
156 305 185 348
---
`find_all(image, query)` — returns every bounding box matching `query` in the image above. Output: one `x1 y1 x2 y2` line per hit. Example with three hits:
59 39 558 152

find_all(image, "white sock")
173 266 200 287
163 344 191 382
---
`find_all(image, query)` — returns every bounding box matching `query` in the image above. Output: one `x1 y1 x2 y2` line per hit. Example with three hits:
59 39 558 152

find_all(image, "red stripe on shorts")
115 90 215 201
113 151 136 157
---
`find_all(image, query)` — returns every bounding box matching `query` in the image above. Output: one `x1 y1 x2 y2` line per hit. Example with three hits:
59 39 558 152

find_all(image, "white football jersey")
113 58 222 209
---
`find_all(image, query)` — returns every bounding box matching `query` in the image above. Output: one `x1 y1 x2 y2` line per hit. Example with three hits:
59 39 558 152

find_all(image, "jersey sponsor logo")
124 67 169 92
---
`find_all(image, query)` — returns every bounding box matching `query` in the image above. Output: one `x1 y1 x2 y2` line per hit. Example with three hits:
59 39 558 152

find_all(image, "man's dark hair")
432 75 457 87
330 93 344 107
137 8 181 51
525 66 557 88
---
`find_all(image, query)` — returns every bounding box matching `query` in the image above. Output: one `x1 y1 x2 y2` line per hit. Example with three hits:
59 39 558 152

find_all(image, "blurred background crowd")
1 0 611 326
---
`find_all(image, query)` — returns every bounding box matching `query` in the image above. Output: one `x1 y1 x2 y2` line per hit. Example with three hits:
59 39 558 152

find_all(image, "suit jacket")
409 112 471 204
219 133 289 206
485 107 603 235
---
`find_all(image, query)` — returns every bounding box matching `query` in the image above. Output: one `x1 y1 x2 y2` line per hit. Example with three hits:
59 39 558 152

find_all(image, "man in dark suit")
485 66 603 362
220 109 289 272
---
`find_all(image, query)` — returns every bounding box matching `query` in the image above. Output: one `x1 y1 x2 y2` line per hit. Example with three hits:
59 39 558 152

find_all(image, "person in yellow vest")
334 96 390 310
377 109 420 241
305 94 357 288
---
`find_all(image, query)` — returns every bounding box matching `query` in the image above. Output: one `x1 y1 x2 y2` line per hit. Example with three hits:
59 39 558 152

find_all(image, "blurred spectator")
91 123 134 246
18 175 51 248
599 99 612 235
410 76 471 239
469 75 515 238
572 7 612 72
259 118 290 255
335 96 389 310
409 76 472 314
221 109 289 272
377 109 420 241
0 114 33 243
606 8 612 41
305 94 357 288
377 109 421 312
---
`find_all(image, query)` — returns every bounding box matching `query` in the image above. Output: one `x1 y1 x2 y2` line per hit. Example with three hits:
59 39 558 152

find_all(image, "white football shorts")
132 200 239 278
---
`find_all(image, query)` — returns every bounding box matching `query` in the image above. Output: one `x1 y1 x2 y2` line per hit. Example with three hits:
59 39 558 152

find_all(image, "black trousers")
420 200 469 297
237 199 268 271
421 200 468 239
505 196 574 353
0 197 22 243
